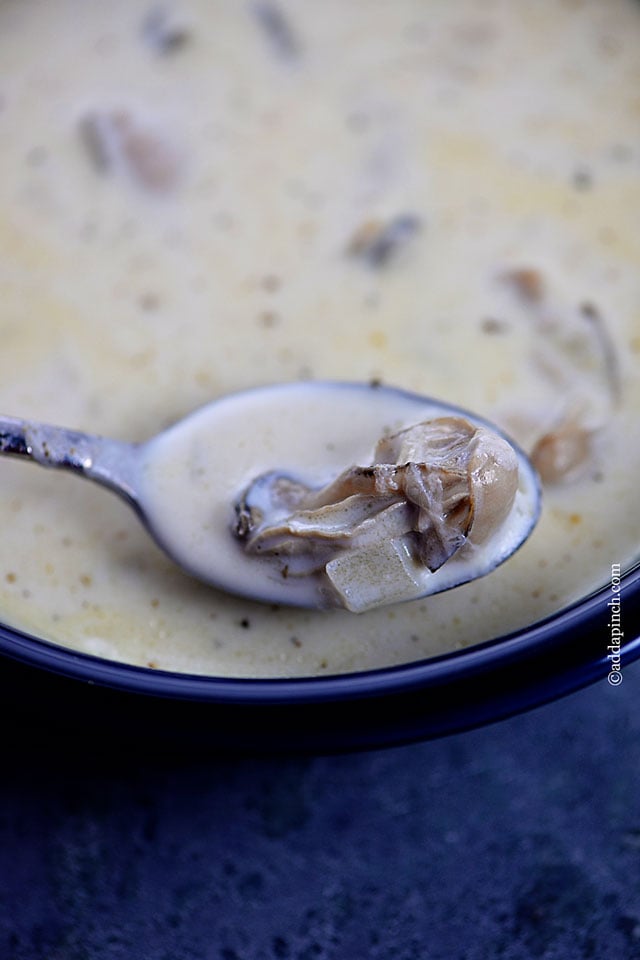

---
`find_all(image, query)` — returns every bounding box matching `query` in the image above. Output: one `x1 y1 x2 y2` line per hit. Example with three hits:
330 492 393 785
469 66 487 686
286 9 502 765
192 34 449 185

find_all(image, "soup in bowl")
0 0 638 747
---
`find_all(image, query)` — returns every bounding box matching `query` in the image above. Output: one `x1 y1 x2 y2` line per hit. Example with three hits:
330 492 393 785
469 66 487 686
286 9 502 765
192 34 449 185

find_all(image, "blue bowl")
1 563 638 753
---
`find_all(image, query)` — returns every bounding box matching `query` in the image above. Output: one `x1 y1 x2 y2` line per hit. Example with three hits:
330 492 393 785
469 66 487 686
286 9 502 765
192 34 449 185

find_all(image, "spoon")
0 381 540 612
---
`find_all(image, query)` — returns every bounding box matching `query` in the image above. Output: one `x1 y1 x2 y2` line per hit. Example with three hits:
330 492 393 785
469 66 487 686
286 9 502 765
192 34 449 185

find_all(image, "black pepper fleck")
572 168 593 191
481 316 509 335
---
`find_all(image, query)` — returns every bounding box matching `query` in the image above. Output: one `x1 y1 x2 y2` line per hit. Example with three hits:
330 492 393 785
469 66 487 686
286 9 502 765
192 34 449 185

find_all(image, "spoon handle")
0 415 141 506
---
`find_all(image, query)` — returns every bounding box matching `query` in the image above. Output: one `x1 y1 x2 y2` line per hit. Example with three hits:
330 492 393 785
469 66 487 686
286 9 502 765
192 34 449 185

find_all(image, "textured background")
2 662 640 960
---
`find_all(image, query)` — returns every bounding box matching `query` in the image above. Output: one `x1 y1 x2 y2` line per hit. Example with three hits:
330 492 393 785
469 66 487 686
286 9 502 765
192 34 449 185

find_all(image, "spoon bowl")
0 381 540 611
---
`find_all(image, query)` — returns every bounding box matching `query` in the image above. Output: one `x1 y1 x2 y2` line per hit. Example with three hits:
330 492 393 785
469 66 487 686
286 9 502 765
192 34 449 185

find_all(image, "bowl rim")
1 560 639 705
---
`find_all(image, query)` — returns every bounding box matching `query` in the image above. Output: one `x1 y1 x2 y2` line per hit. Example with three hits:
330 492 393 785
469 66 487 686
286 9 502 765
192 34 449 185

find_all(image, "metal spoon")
0 381 540 611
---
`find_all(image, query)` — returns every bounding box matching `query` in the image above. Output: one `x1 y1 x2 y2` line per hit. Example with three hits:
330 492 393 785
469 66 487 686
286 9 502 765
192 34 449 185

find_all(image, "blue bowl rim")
1 559 639 706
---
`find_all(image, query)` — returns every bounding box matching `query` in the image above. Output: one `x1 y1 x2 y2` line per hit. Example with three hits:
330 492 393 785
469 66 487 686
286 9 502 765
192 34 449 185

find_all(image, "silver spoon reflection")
0 382 540 612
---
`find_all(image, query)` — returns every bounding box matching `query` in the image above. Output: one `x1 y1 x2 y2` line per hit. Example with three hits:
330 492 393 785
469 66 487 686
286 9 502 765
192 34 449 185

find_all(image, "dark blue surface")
3 661 640 959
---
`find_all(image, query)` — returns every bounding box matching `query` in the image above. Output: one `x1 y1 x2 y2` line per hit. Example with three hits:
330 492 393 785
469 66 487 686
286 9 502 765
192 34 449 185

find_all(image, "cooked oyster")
234 417 528 612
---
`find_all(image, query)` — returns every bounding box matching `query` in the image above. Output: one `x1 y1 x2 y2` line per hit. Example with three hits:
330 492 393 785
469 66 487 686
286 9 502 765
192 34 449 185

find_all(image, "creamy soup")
0 0 638 677
137 383 539 610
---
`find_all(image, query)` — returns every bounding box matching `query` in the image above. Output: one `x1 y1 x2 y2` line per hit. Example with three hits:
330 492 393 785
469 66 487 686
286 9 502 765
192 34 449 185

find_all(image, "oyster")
234 417 522 612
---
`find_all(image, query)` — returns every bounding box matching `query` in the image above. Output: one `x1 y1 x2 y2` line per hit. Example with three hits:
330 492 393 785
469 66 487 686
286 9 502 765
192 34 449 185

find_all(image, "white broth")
0 0 638 677
136 383 539 611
